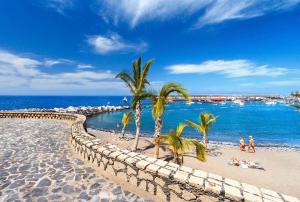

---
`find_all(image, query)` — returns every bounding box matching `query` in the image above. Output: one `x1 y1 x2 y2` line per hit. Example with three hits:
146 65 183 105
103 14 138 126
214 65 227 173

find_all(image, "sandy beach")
88 128 300 198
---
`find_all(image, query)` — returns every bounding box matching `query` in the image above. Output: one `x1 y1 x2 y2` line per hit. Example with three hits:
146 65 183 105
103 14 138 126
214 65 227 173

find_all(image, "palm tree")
155 123 206 164
186 113 217 149
116 57 154 151
121 111 133 138
151 82 190 158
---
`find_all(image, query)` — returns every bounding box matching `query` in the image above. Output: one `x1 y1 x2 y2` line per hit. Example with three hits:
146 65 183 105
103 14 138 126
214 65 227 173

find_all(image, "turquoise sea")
86 101 300 147
0 96 299 147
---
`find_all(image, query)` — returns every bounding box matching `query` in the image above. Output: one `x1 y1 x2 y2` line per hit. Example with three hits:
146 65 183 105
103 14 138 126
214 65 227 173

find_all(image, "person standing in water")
248 136 256 153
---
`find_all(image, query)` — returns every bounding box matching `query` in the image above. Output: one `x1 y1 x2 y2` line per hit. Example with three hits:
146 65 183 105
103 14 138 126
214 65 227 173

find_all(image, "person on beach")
239 136 246 151
248 136 256 153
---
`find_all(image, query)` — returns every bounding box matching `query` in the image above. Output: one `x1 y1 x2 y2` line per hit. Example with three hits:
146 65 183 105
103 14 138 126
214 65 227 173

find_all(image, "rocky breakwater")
11 105 130 117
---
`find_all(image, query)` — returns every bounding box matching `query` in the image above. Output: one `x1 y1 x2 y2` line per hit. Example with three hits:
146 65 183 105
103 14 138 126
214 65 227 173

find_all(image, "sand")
88 128 300 198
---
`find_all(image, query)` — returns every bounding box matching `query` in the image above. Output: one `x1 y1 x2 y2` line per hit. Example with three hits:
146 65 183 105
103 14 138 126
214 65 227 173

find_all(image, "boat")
265 101 276 105
187 101 194 105
122 97 128 103
233 100 245 106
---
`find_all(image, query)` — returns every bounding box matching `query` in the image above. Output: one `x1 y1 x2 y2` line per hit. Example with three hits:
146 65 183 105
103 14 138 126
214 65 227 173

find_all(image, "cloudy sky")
0 0 299 95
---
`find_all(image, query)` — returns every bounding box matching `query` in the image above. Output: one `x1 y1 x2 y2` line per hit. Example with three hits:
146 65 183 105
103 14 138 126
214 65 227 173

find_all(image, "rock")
63 185 75 194
90 182 101 190
37 178 51 187
32 188 48 197
78 192 89 200
9 179 25 189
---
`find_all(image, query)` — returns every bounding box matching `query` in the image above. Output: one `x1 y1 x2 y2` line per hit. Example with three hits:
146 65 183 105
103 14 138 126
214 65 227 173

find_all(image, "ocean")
1 96 300 147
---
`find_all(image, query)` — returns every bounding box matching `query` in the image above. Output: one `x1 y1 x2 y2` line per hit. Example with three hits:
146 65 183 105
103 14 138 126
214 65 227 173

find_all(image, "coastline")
87 127 300 152
87 128 300 198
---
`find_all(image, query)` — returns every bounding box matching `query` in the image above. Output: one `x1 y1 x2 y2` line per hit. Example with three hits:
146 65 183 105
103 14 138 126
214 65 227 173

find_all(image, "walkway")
0 119 151 202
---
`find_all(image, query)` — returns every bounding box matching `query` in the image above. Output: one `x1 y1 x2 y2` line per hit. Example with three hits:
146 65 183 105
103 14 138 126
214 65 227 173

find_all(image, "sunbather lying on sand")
228 157 265 170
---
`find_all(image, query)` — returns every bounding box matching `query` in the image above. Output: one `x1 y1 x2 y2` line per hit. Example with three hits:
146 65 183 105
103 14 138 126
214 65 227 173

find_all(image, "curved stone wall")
0 112 298 202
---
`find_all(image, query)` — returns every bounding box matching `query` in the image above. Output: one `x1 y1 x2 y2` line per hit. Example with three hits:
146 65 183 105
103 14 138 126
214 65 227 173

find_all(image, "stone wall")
0 112 298 202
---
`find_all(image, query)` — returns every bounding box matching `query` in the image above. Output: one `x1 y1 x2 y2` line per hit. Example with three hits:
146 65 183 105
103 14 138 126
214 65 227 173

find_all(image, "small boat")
122 97 128 103
233 100 244 106
265 101 276 105
187 101 194 105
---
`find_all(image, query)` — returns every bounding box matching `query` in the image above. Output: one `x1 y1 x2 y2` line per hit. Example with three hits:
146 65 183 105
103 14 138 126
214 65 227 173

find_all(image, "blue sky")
0 0 299 95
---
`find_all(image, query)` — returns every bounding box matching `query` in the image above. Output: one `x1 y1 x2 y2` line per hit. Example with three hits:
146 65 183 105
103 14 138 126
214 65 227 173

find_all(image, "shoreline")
87 128 300 198
87 127 300 152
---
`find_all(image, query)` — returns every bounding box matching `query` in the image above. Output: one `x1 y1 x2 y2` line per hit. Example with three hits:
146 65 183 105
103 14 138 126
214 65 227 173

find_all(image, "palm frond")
122 111 133 127
133 59 141 85
186 120 204 135
138 59 154 91
115 72 136 94
191 140 206 161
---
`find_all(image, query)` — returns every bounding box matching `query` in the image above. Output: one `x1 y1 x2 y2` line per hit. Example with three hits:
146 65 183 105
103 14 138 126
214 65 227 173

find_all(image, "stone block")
114 161 126 170
188 175 204 188
116 154 128 161
168 184 182 194
158 168 172 178
225 178 241 188
109 151 122 158
244 192 263 202
179 166 193 173
282 194 300 202
105 164 115 175
208 173 222 181
198 195 219 202
128 152 139 157
136 160 150 170
224 184 243 201
127 166 137 175
156 186 167 201
138 170 153 181
242 183 261 196
117 171 128 181
148 182 155 195
145 157 157 163
170 192 182 202
139 180 147 191
155 160 168 167
204 178 222 195
193 170 207 178
125 157 138 165
154 177 166 187
129 176 137 186
120 149 130 154
173 170 189 183
182 190 196 201
146 163 160 174
261 188 281 199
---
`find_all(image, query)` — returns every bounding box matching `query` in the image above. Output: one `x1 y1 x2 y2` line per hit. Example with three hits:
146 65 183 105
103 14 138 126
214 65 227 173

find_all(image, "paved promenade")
0 119 151 202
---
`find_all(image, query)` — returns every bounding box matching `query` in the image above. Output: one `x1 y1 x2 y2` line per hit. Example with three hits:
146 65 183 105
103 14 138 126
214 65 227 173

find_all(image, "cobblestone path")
0 119 151 202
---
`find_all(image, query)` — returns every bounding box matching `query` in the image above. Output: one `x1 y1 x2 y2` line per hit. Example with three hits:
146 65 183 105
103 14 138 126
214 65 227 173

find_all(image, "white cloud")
87 33 147 54
166 59 290 78
0 50 41 77
44 0 74 14
0 49 126 94
196 0 300 28
98 0 300 28
44 58 74 67
77 64 93 69
98 0 210 28
266 80 300 86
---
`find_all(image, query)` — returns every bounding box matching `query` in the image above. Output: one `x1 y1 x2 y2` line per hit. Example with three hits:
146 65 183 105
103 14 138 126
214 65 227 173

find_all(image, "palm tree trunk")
121 127 125 138
203 132 207 149
133 101 141 151
154 117 162 158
